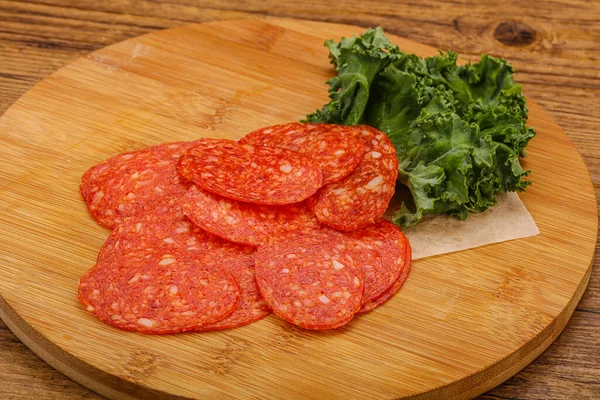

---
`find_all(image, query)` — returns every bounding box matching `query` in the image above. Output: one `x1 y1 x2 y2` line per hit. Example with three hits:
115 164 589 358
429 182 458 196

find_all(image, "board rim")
0 17 597 400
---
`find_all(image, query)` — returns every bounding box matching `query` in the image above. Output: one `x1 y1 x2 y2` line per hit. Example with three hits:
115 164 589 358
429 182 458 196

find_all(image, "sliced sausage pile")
79 123 411 334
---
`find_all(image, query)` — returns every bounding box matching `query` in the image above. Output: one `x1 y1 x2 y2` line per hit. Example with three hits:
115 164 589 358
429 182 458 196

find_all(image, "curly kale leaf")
305 27 402 125
305 28 535 228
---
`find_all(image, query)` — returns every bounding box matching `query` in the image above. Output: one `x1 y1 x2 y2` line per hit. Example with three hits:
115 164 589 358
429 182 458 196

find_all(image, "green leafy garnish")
305 27 535 228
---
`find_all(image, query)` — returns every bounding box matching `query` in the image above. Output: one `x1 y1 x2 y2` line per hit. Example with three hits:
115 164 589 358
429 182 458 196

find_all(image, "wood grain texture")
0 1 598 399
5 17 596 398
0 17 597 399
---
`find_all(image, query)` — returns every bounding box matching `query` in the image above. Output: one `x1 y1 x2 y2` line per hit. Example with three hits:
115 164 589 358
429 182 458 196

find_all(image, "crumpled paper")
387 192 540 260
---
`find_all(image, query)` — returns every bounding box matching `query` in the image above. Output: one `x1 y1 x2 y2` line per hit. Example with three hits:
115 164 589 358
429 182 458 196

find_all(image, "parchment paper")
391 193 540 260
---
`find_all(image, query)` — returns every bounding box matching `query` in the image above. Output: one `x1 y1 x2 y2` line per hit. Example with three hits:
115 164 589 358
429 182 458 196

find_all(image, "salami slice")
97 194 249 263
178 139 323 205
78 250 241 334
309 125 398 231
254 231 364 330
182 185 320 247
239 123 365 184
346 219 409 305
196 252 271 331
80 141 197 229
281 220 410 308
91 194 266 332
358 234 412 314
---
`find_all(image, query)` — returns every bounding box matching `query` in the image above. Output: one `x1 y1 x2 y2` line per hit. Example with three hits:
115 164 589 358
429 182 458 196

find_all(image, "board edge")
0 294 190 400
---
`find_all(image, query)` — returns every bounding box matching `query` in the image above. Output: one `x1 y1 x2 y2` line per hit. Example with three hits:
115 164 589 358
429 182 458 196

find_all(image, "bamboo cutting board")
0 18 597 400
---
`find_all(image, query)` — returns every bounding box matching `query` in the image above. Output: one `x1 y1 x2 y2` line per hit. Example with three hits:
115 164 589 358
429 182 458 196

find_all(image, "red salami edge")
358 234 412 314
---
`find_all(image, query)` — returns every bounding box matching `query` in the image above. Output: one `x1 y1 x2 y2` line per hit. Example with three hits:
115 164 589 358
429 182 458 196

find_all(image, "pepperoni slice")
279 220 410 309
178 139 323 205
346 220 409 305
80 141 197 229
182 185 320 247
90 194 267 332
78 250 241 334
254 231 364 330
358 235 412 314
239 123 365 184
309 125 398 231
196 252 271 331
97 194 249 263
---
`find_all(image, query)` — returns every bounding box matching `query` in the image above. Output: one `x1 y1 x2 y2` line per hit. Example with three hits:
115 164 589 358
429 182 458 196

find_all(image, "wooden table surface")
0 1 598 399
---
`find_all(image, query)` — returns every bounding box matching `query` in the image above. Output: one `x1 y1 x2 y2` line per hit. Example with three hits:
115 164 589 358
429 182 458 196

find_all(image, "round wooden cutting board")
0 18 597 400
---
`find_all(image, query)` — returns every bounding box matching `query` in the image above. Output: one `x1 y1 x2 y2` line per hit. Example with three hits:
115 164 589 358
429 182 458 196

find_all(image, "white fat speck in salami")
239 123 365 184
182 185 320 247
80 141 200 229
308 125 398 231
178 139 323 205
254 231 364 330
